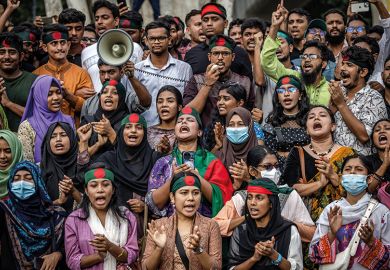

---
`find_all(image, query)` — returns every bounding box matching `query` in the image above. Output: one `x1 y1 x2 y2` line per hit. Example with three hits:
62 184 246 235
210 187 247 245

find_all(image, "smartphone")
117 0 127 7
182 151 195 169
41 16 52 26
351 1 370 13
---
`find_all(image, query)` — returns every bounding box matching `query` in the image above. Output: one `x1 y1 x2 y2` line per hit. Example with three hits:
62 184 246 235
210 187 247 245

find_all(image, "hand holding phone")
182 151 195 170
351 0 370 13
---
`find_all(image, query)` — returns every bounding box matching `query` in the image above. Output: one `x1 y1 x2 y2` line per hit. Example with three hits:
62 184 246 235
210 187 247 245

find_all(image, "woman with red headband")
227 178 303 270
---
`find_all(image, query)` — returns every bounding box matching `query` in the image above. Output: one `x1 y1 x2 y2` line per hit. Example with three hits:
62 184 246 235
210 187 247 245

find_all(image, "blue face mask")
341 174 368 196
226 127 249 144
11 180 36 200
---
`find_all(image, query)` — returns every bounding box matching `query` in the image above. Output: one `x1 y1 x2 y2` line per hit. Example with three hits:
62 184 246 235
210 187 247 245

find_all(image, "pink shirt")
65 208 139 270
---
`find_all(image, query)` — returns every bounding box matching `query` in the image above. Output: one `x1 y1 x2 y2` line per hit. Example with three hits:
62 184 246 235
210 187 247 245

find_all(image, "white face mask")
260 168 281 184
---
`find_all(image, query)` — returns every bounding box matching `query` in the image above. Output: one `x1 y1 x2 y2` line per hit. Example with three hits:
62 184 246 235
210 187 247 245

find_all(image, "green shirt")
4 71 37 132
261 36 330 106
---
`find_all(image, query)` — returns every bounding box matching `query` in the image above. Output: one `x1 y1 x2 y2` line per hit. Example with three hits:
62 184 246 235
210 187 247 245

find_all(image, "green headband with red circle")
85 168 114 184
275 75 302 91
15 31 37 43
43 31 69 44
171 175 201 193
119 18 142 29
121 113 147 129
178 106 202 127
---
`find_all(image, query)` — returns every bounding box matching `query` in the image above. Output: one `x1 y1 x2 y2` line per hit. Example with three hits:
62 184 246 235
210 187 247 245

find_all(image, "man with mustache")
0 33 37 132
331 46 387 155
13 24 41 72
262 4 330 107
184 34 253 126
287 8 311 61
33 24 93 126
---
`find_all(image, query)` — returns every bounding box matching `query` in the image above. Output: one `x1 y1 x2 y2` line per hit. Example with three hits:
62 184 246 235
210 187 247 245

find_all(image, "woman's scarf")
98 125 161 199
40 122 78 210
227 179 294 269
0 161 66 261
219 107 258 169
0 130 22 198
20 75 74 162
87 206 128 270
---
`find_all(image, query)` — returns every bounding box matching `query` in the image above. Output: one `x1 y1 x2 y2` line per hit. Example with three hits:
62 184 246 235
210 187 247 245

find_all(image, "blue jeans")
133 0 160 20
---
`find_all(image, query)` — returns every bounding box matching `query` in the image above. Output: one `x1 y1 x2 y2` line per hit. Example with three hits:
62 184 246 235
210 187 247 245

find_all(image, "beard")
326 31 345 45
383 77 390 89
302 64 323 85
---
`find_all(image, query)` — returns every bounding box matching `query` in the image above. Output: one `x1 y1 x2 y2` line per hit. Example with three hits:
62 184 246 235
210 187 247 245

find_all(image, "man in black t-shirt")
184 3 253 80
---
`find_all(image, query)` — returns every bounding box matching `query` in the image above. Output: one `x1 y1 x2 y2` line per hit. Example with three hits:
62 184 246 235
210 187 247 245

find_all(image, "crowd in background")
0 0 389 269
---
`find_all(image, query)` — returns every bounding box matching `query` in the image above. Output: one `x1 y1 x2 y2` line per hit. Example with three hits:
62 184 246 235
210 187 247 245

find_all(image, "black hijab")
97 124 162 204
227 179 294 269
41 122 79 211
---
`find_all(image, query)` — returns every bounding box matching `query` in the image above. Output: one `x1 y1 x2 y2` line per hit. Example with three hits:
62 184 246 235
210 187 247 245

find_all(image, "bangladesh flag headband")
0 38 22 51
43 31 69 44
178 106 202 128
275 75 302 91
247 178 292 195
171 175 201 193
85 168 114 184
120 18 141 29
209 35 235 51
16 31 37 43
121 113 147 129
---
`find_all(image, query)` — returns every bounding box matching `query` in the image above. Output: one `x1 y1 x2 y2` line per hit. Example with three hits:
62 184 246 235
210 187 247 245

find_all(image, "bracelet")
271 252 282 266
116 248 125 259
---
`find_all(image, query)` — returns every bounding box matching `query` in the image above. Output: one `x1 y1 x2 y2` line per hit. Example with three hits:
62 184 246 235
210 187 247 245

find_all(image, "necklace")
309 142 334 157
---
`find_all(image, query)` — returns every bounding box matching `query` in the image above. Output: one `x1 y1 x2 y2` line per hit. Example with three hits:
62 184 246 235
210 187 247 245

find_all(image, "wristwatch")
193 246 204 254
271 253 282 265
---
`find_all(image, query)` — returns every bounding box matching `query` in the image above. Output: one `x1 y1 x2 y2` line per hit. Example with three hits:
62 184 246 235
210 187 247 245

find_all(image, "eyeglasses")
147 36 168 43
276 86 299 94
300 54 322 60
308 28 326 37
210 51 232 57
346 26 365 33
258 163 279 171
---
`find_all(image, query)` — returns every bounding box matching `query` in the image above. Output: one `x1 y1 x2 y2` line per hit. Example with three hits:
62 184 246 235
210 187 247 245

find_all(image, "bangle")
116 248 125 259
271 252 282 265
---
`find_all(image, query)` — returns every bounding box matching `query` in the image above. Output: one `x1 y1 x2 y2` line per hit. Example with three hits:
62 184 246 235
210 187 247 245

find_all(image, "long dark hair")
79 162 125 222
204 82 248 150
156 85 183 123
341 154 374 175
370 118 390 151
266 78 310 127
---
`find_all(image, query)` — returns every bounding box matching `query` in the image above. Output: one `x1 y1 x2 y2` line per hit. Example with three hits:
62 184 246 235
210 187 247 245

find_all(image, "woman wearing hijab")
142 173 222 270
227 178 303 270
17 75 74 163
309 155 390 269
216 107 258 189
80 79 129 159
65 163 139 270
41 122 82 212
0 130 23 199
0 161 66 269
146 106 233 219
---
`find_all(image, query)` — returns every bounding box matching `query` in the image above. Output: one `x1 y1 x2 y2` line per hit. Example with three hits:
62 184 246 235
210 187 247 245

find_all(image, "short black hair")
159 15 179 31
347 14 367 27
97 58 122 69
84 24 97 35
241 18 265 35
228 18 243 35
120 10 143 29
343 45 375 81
145 20 170 36
353 35 380 55
0 32 23 52
323 9 346 24
92 0 120 19
59 8 86 25
368 25 384 36
303 40 329 62
185 9 201 26
288 8 311 22
43 23 69 36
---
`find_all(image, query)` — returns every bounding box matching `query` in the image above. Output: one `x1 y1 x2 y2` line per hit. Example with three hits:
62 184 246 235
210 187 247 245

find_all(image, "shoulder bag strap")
297 146 307 183
175 228 190 270
350 198 379 256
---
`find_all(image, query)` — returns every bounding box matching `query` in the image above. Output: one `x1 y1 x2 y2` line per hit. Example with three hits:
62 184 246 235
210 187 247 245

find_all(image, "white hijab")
88 206 129 270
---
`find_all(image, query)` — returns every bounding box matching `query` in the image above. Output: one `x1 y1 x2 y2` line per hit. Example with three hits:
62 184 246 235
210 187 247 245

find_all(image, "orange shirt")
33 60 93 118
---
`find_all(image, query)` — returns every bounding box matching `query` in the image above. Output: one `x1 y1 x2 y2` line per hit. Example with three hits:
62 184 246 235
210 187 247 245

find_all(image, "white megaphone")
97 29 134 66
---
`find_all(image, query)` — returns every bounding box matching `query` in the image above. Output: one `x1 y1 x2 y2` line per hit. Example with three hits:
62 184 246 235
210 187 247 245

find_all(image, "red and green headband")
119 18 142 29
43 31 69 44
275 75 302 91
121 113 147 129
15 31 37 43
201 3 227 19
178 106 202 127
209 35 235 51
85 168 114 184
247 179 292 195
171 175 201 193
0 38 22 51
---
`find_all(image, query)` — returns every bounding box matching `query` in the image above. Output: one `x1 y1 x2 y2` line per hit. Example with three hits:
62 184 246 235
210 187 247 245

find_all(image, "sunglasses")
276 86 299 94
